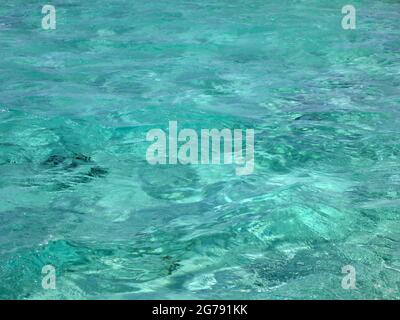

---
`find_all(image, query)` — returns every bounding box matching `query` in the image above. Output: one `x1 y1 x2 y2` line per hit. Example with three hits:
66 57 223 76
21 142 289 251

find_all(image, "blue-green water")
1 0 400 299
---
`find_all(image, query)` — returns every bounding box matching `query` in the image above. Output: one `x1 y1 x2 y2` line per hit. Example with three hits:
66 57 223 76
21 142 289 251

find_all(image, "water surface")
0 0 400 299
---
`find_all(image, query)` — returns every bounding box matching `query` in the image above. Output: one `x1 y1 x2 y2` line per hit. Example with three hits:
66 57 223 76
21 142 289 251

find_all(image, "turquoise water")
1 0 400 299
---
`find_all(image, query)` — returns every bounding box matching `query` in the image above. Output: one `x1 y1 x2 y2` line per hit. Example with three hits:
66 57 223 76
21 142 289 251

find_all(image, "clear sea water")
1 0 400 299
